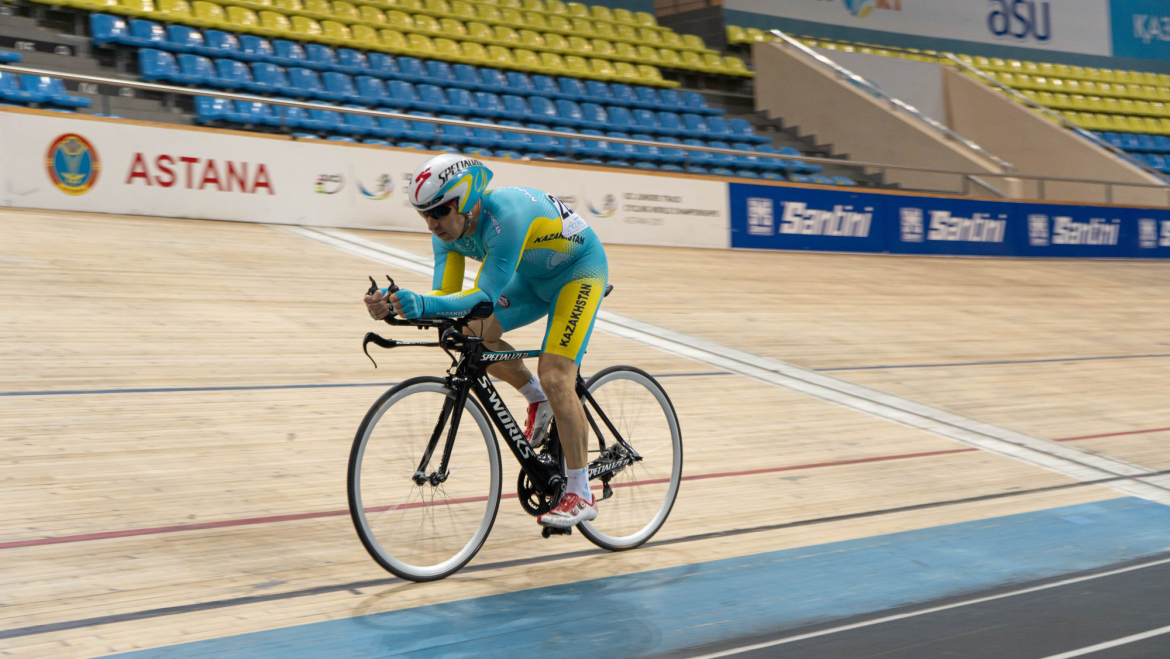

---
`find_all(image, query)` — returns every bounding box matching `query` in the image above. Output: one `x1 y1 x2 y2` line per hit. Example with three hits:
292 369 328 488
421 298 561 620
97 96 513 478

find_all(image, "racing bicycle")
347 276 684 582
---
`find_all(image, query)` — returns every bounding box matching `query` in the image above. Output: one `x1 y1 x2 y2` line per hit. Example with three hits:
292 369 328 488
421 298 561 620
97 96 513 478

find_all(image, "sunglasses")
424 200 458 220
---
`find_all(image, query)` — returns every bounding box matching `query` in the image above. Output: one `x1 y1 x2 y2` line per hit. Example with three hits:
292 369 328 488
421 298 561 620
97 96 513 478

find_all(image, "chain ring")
517 470 564 516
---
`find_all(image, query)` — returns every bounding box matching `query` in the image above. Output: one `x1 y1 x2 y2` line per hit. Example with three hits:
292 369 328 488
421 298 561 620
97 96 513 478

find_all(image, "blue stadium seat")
472 92 506 118
356 76 388 105
212 59 251 90
608 160 633 168
606 105 634 131
323 72 361 103
433 146 462 154
531 75 559 98
272 40 309 68
832 175 856 186
1148 154 1168 171
633 86 663 110
683 91 719 115
251 62 292 93
710 167 735 176
204 30 241 59
705 140 737 169
730 141 761 169
466 147 494 157
337 105 373 134
654 136 687 165
1156 135 1170 151
407 111 439 142
729 118 769 144
780 146 821 173
363 139 392 146
238 35 276 62
327 136 357 143
789 173 811 183
454 64 482 90
704 116 734 139
751 145 783 172
761 172 784 181
288 67 327 99
661 164 684 172
374 116 411 139
129 19 167 49
506 71 535 95
589 81 619 105
497 121 532 152
336 48 368 75
608 83 637 107
686 165 709 174
496 150 523 159
306 108 344 132
681 139 714 168
635 162 658 170
139 49 180 83
468 119 507 149
501 94 534 122
0 50 18 63
437 114 475 145
166 25 205 53
426 60 456 86
415 83 449 111
606 132 640 161
809 174 833 185
368 53 399 78
579 102 608 130
655 111 684 136
558 128 587 157
657 89 686 112
176 54 216 86
396 57 428 82
385 80 420 110
396 142 429 150
529 96 559 124
526 123 564 154
555 99 586 127
23 76 89 108
626 133 659 162
91 14 133 47
578 129 613 159
306 44 339 71
631 109 664 134
736 170 760 179
273 98 308 129
1135 134 1158 152
446 88 475 114
230 100 280 126
558 78 589 102
194 96 229 123
680 113 710 138
478 69 507 93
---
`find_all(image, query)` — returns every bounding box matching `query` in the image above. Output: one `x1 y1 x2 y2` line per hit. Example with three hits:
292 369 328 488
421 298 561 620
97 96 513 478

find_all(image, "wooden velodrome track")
3 207 1170 658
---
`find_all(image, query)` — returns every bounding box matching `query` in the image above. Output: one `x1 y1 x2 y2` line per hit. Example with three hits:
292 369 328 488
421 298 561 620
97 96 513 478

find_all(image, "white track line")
284 226 1170 505
1036 623 1170 659
680 557 1170 659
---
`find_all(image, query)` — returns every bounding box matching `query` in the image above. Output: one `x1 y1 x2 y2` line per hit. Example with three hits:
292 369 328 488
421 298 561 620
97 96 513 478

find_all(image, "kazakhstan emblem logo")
843 0 876 18
46 134 100 195
585 193 618 218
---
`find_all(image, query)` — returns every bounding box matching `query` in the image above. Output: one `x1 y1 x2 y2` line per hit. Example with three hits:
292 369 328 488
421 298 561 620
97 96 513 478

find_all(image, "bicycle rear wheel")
348 376 501 582
578 366 682 551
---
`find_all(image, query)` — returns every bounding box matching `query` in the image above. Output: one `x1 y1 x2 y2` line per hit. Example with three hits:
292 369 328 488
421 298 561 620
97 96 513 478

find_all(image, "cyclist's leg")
468 275 548 388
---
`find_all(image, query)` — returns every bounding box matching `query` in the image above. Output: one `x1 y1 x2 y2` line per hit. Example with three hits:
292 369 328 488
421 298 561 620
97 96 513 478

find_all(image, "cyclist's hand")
390 289 425 320
364 288 393 320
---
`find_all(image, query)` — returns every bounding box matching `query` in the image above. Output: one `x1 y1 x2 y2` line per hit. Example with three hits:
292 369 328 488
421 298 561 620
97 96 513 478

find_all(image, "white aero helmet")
408 153 493 214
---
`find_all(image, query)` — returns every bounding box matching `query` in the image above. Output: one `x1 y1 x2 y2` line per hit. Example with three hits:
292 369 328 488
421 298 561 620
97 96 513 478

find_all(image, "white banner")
727 0 1112 56
0 109 729 249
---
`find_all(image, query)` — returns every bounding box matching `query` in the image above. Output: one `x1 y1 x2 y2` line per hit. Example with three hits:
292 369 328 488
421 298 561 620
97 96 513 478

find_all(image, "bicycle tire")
578 365 683 551
348 376 502 582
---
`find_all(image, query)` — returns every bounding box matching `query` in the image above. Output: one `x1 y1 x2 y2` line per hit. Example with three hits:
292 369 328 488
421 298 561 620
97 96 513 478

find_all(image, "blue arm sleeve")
417 227 522 318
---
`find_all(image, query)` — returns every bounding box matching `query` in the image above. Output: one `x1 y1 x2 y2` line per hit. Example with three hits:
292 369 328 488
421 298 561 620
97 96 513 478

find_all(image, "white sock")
518 375 546 405
566 467 591 501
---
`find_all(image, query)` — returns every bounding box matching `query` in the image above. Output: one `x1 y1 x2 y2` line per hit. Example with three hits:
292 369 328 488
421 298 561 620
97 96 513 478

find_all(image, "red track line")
4 427 1166 551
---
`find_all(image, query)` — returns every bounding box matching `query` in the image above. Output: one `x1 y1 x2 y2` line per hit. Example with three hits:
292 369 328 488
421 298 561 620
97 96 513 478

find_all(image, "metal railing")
769 29 1016 173
941 54 1170 184
6 63 1170 204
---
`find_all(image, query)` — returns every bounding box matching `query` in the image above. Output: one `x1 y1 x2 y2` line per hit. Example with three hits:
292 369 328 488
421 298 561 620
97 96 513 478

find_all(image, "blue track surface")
105 497 1170 659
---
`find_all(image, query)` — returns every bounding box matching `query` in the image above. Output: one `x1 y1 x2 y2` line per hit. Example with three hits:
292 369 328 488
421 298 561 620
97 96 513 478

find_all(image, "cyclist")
363 153 608 530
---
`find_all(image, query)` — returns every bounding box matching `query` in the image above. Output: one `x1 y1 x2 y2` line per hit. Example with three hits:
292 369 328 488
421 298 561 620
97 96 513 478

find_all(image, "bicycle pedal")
541 526 573 538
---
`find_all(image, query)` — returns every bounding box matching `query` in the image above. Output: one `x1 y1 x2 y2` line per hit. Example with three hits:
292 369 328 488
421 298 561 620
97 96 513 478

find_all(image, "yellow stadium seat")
659 30 682 49
434 37 463 60
636 63 664 83
512 48 541 71
567 35 592 53
701 52 726 73
466 21 492 40
258 10 294 37
636 27 662 46
546 14 571 31
590 38 615 58
681 34 706 51
359 5 386 23
498 7 523 25
570 17 596 37
614 23 637 42
155 0 192 20
460 40 488 63
321 20 351 44
538 50 564 72
613 8 635 24
566 1 587 17
290 15 325 41
70 0 119 10
1119 98 1137 114
450 0 475 18
545 0 566 14
613 41 637 60
226 6 261 31
487 44 517 66
408 32 437 55
397 0 423 11
588 57 614 79
440 18 467 37
493 25 519 42
679 50 703 70
724 55 750 76
1084 96 1105 112
332 0 359 20
564 54 590 76
1160 117 1170 133
414 14 442 34
377 27 409 51
612 60 639 81
387 10 413 29
1135 99 1154 116
656 48 681 68
192 0 230 26
725 25 746 45
522 11 548 30
272 0 301 11
589 5 611 21
634 11 656 28
590 20 616 40
475 4 500 21
518 28 544 48
1114 70 1134 85
497 0 521 8
351 23 380 47
424 0 451 15
543 31 568 51
302 0 334 19
116 0 156 17
521 0 543 11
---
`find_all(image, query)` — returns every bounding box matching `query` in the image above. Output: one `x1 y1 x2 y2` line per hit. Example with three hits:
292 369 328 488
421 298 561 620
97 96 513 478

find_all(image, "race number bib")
547 194 588 237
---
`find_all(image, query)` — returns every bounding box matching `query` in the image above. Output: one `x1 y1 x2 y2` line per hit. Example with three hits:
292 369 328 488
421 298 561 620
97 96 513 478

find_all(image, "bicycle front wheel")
348 376 502 582
579 366 683 551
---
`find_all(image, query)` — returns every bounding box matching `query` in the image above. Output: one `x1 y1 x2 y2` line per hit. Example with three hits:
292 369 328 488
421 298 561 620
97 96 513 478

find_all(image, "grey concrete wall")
753 41 1006 195
942 68 1169 207
814 49 947 127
